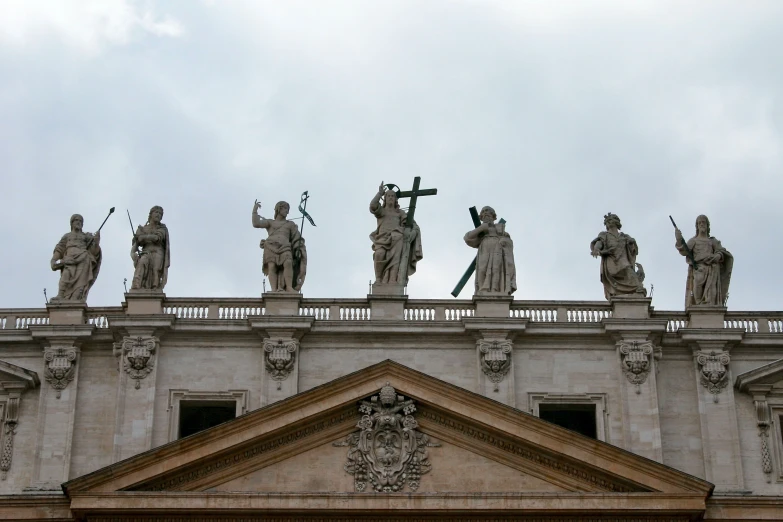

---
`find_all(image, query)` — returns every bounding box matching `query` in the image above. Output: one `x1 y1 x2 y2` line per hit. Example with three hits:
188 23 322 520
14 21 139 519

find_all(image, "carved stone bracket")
754 398 773 476
619 340 654 393
0 394 20 480
335 383 439 492
696 351 730 402
114 336 158 389
478 339 512 392
264 338 298 389
44 348 78 399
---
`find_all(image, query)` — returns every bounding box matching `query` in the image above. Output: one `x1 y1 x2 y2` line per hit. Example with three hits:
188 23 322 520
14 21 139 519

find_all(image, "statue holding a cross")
369 178 436 293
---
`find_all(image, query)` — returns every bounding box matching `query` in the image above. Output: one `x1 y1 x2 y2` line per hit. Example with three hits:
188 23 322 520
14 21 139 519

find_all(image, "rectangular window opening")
538 403 597 439
178 400 237 439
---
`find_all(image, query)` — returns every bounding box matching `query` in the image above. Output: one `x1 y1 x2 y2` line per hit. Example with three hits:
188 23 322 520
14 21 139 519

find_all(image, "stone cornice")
734 358 783 391
67 491 707 519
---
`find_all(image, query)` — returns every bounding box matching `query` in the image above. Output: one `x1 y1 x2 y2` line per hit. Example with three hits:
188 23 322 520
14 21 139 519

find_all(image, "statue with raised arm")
369 181 423 286
252 200 307 292
130 205 170 292
50 214 103 301
674 214 733 307
590 213 646 300
463 206 516 296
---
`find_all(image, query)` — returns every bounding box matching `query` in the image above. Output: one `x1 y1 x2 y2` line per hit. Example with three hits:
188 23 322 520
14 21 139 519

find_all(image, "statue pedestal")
687 306 727 328
610 296 652 320
472 295 513 318
370 283 406 296
46 301 88 325
263 292 302 316
125 291 165 315
368 294 407 321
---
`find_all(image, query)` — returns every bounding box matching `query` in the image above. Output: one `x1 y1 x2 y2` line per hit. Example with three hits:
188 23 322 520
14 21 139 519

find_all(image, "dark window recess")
538 403 597 439
179 400 236 438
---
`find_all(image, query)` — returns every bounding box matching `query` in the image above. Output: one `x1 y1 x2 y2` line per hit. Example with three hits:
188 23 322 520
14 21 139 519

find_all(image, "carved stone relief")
478 340 512 391
754 399 773 476
44 348 77 399
335 383 439 492
696 351 730 402
618 340 654 393
114 336 158 389
264 338 297 389
0 394 19 480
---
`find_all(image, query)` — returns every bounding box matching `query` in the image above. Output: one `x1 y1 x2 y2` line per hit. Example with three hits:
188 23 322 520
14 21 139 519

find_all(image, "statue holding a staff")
130 205 170 292
252 199 307 292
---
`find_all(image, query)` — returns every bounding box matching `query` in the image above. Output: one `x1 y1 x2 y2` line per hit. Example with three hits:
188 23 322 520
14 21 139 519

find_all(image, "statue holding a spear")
50 208 114 301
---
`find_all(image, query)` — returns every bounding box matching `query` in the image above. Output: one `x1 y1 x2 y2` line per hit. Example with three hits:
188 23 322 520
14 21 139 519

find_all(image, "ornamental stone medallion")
43 348 77 398
618 340 654 393
335 383 438 492
478 339 512 391
263 338 297 389
696 350 730 402
116 336 158 389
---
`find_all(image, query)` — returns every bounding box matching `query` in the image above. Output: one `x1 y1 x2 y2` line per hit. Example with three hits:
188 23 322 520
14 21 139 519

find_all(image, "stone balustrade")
1 299 781 332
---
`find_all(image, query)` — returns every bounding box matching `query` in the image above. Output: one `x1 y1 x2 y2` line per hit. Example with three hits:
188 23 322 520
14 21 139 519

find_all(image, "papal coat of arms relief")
335 383 439 492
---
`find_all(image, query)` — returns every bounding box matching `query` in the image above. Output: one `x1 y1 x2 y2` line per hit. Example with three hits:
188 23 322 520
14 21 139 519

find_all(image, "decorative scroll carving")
618 340 653 393
696 351 730 402
117 336 158 389
479 340 512 391
264 339 297 389
0 395 20 480
754 399 773 476
335 383 439 492
44 348 77 399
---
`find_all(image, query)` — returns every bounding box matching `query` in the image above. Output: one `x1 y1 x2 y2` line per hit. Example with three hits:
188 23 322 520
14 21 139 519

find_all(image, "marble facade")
0 293 781 521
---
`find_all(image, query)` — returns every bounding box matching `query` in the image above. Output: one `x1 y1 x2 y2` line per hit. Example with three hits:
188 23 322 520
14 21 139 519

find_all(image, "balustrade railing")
0 309 49 329
1 301 781 331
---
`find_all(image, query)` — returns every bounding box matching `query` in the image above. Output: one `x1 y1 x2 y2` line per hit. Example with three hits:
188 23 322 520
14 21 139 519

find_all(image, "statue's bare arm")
252 199 271 229
369 181 385 213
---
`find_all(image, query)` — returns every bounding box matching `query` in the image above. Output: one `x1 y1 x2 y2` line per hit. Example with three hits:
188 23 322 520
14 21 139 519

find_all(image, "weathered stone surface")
590 213 646 300
252 200 307 292
49 214 102 302
130 206 170 292
674 215 733 307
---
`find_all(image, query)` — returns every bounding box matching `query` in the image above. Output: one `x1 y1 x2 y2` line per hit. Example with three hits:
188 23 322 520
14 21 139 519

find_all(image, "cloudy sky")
1 0 781 311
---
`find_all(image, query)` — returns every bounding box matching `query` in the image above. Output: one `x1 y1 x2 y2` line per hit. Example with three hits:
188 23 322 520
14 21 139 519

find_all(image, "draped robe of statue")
464 223 516 295
370 205 423 285
131 222 170 291
51 231 102 301
677 235 733 307
590 231 645 300
256 218 307 292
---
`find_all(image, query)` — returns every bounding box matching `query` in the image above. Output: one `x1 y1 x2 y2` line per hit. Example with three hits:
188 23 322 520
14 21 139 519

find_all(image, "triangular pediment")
64 361 712 519
0 359 39 391
736 357 783 390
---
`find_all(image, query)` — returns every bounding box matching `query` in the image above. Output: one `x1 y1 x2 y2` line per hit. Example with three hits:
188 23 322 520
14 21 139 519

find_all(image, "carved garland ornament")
696 351 730 402
118 336 158 389
479 340 512 391
44 348 77 399
264 339 297 389
753 398 773 476
335 383 439 492
618 340 654 393
0 395 20 480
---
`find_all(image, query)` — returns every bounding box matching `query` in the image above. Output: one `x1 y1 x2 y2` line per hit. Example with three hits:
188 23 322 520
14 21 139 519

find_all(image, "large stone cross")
451 206 506 297
396 176 437 286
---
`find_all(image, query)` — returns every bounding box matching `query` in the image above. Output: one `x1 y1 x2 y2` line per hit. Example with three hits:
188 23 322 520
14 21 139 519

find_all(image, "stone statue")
50 214 102 301
674 215 733 307
590 213 646 300
252 200 307 292
130 205 170 292
369 182 423 285
463 206 516 295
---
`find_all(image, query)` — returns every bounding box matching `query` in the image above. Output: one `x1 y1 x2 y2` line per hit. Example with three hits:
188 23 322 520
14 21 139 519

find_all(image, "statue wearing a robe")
130 205 170 292
675 214 733 307
464 206 516 296
590 213 646 300
50 214 102 301
369 183 423 286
